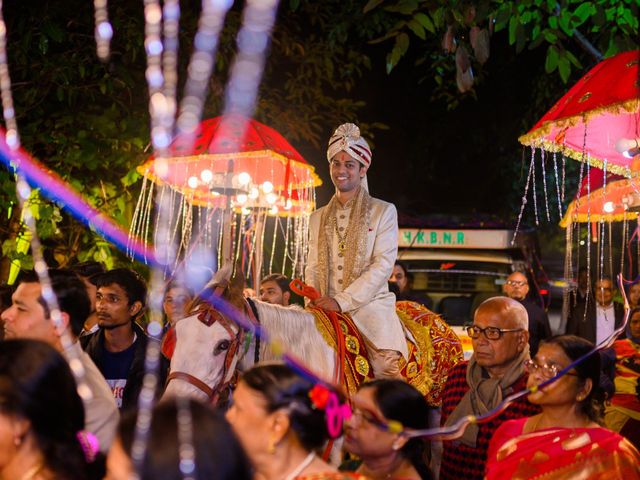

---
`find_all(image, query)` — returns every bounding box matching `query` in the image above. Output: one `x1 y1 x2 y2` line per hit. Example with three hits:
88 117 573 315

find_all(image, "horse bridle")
165 289 256 405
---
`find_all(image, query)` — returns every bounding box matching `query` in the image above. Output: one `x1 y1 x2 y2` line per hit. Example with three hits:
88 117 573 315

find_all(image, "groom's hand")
313 296 341 312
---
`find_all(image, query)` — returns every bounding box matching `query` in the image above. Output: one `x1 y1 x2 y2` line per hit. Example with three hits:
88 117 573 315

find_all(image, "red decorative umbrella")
519 50 640 176
131 114 321 284
137 114 321 215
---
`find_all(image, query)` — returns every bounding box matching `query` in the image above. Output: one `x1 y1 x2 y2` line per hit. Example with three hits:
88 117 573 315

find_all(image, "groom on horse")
305 123 408 378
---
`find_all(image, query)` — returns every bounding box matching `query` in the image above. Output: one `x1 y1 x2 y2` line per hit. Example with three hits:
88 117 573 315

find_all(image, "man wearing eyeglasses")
503 271 552 356
566 277 624 345
439 297 540 480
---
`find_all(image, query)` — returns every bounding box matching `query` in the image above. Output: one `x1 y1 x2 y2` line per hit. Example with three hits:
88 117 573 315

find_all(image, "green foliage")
0 0 382 280
0 1 150 277
362 0 639 101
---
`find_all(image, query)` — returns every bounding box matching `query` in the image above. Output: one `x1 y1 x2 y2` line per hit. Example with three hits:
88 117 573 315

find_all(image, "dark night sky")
305 36 563 222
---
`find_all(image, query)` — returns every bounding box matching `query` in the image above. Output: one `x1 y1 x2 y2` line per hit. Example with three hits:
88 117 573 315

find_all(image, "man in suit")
566 277 624 345
305 123 407 378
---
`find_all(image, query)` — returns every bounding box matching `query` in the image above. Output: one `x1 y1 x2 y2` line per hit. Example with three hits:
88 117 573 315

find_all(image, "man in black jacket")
503 271 552 356
566 277 625 345
81 268 168 410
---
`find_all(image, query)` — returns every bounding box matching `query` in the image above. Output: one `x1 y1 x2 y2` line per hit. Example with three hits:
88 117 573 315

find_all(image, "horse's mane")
252 300 334 373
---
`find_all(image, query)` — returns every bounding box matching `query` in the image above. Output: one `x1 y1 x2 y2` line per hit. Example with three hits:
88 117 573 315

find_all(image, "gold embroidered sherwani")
305 195 408 359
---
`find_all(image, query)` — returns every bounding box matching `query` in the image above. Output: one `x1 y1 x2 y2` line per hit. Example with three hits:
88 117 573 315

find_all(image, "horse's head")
162 265 250 404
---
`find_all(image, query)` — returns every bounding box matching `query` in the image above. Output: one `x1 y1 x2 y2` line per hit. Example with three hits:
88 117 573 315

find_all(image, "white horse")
162 298 338 402
162 270 463 406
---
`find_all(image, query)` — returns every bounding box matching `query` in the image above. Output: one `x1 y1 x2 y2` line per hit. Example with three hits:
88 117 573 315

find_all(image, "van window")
409 261 510 294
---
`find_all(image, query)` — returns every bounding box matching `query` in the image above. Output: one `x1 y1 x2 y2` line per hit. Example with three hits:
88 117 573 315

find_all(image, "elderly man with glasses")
503 270 552 356
439 297 540 480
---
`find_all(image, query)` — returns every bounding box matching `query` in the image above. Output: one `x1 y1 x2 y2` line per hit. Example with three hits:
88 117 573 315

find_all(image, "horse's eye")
214 339 231 355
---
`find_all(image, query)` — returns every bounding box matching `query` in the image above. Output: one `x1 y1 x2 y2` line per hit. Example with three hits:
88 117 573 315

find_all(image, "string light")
552 152 562 217
0 0 93 404
541 149 551 221
532 148 539 225
93 0 113 61
175 0 233 137
512 149 535 245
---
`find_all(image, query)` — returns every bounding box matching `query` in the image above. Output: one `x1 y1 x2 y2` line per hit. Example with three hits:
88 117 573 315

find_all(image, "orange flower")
309 384 331 410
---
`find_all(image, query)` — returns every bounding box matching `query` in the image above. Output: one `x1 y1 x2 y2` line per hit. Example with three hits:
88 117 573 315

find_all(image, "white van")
397 228 542 358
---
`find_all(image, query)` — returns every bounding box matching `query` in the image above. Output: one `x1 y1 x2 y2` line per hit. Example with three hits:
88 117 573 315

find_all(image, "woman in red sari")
486 335 640 479
605 307 640 449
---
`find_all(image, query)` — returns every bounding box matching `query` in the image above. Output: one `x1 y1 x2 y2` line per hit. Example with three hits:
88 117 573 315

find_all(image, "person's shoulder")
133 322 159 345
445 360 467 378
521 297 544 312
311 205 327 216
369 196 396 210
80 329 102 351
309 206 325 225
490 418 526 448
496 417 527 435
443 361 469 390
613 338 635 355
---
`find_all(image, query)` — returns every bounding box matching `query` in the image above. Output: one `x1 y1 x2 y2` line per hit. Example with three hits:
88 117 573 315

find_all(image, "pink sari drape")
486 418 640 479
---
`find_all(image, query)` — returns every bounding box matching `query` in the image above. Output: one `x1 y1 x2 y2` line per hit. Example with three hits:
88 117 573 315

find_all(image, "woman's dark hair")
118 398 251 480
0 339 89 480
541 335 605 423
242 363 340 451
361 379 432 480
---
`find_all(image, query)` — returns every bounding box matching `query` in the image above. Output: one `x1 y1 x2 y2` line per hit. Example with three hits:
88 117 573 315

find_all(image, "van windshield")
409 260 510 294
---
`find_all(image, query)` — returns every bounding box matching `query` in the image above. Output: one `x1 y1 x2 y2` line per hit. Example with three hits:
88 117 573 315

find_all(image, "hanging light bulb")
269 205 278 215
284 199 292 210
262 181 274 193
241 207 252 215
603 201 615 213
237 171 251 186
265 192 278 204
200 169 213 183
248 187 260 199
187 176 199 189
236 193 248 205
155 158 169 178
615 138 640 159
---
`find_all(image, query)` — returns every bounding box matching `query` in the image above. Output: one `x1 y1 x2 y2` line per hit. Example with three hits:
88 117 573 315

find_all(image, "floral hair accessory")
309 384 352 438
76 430 99 463
309 384 331 410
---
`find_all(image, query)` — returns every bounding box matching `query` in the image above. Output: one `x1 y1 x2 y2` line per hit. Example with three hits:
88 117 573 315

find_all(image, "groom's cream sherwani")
305 196 408 359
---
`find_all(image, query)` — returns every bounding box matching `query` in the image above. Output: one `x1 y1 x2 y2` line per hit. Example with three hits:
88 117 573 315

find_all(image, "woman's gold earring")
267 438 276 455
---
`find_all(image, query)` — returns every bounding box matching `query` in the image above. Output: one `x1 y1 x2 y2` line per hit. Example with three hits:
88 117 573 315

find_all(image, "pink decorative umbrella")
519 50 640 176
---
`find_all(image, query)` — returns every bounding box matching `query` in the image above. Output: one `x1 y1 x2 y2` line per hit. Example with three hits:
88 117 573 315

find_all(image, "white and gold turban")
326 123 372 167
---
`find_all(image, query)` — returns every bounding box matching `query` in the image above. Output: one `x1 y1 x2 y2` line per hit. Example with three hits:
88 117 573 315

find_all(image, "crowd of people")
0 122 639 479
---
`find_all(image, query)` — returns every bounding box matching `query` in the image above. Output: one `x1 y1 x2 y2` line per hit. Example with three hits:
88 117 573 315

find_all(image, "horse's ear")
211 263 232 288
219 263 244 310
230 263 246 295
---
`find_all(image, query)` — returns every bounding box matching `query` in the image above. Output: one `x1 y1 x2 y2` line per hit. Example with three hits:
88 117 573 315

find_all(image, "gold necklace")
333 213 348 253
